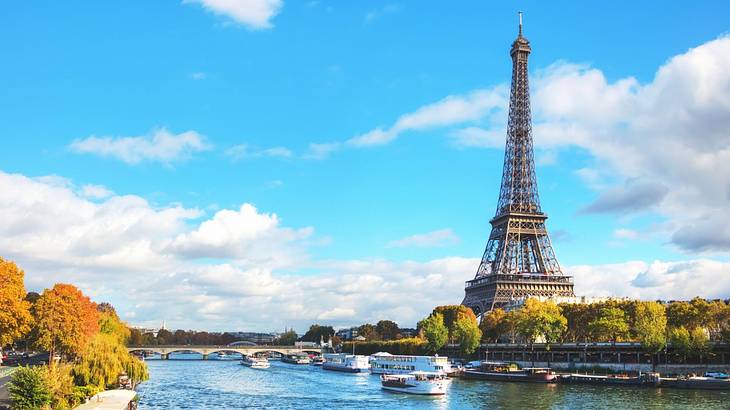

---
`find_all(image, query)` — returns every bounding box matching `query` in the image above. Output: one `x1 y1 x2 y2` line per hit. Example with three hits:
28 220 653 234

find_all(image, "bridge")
127 345 322 360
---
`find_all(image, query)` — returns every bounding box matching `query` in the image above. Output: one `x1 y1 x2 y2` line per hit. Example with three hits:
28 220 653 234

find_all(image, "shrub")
8 366 52 410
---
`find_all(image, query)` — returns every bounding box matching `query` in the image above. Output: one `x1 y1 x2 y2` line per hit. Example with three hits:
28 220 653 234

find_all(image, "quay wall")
513 361 730 375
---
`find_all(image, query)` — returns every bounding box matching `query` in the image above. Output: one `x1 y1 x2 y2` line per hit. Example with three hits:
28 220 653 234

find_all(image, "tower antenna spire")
518 11 523 36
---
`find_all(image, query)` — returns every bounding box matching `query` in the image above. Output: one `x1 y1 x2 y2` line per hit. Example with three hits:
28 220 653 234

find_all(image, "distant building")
229 332 278 345
336 327 359 340
399 328 417 338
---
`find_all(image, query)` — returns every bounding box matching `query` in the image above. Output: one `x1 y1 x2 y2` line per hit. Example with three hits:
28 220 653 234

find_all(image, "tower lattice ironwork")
462 13 575 316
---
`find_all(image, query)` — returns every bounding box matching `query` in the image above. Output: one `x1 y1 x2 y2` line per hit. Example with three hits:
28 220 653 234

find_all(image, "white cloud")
346 88 507 148
185 0 283 30
190 72 207 80
80 184 114 199
2 169 730 331
303 142 341 160
225 144 292 160
364 3 401 23
70 128 211 165
614 228 640 240
572 259 730 301
387 229 460 248
449 126 504 149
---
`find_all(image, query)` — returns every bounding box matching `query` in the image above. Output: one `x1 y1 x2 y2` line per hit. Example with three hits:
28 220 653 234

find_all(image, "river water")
136 355 728 409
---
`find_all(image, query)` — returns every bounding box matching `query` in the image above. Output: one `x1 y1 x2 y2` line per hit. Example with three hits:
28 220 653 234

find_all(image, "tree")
514 299 567 345
480 308 508 343
376 320 400 340
156 328 173 345
669 326 691 363
587 307 629 344
32 283 100 362
73 333 149 390
667 301 701 330
433 305 477 342
358 323 379 340
633 301 667 358
8 366 52 410
690 327 710 362
454 314 482 356
275 328 297 345
97 304 130 346
418 313 448 353
0 257 32 348
301 324 335 343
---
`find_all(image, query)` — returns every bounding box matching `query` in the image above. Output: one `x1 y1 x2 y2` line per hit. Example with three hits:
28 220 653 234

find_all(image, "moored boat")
560 372 660 387
381 371 450 395
322 353 369 373
311 356 325 366
370 354 452 375
282 352 311 365
240 355 270 369
462 362 557 383
661 376 730 390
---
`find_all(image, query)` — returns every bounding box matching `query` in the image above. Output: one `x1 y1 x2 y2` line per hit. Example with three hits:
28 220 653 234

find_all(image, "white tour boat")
370 354 452 375
380 371 450 395
240 355 270 369
322 353 370 373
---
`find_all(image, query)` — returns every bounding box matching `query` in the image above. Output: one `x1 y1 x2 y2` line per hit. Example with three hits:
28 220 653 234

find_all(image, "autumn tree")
376 320 400 340
97 303 130 345
433 305 478 343
418 313 448 353
514 299 567 345
0 257 33 348
633 301 667 359
73 333 149 390
480 308 508 343
669 326 692 363
32 283 100 362
588 307 630 344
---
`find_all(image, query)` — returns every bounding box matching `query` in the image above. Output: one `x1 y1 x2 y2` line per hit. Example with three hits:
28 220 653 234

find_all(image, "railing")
465 273 573 288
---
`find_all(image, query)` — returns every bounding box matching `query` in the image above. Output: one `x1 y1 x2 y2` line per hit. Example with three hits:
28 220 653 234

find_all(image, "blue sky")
2 1 730 331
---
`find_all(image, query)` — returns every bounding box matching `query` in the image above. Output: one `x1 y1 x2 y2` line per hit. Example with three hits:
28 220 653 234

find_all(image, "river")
136 355 728 409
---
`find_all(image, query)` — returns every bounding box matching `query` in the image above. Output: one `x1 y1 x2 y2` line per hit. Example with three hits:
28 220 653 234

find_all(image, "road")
0 371 12 410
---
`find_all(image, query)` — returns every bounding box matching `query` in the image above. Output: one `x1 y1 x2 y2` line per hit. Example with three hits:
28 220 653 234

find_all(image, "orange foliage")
0 257 32 346
33 283 99 360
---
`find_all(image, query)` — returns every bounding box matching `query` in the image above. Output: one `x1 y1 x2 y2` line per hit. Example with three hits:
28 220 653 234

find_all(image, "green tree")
514 299 567 345
8 366 52 410
156 328 173 345
690 327 710 362
417 313 448 353
669 326 692 363
275 328 298 345
454 314 482 356
376 320 400 340
0 257 33 348
479 308 508 343
633 301 667 358
301 324 335 343
357 323 379 340
587 307 630 344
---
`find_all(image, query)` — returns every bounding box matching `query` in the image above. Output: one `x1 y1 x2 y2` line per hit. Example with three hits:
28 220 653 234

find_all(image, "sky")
2 0 730 333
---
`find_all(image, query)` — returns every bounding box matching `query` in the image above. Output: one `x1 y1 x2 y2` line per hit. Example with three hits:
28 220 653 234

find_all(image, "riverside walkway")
127 345 321 359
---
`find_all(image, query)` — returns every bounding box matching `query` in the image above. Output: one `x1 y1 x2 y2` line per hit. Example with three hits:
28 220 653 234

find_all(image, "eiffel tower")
462 13 575 316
